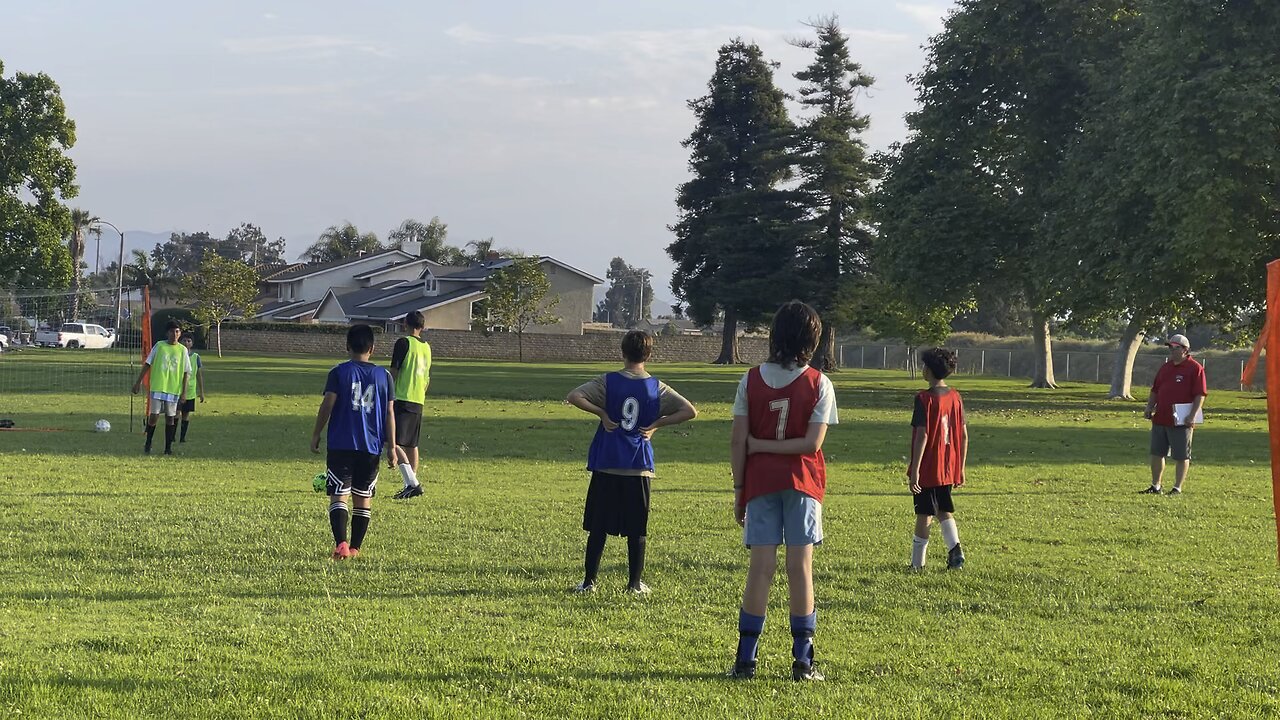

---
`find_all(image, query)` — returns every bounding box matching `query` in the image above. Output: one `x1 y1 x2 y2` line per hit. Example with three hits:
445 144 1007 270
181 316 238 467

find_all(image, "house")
257 251 603 335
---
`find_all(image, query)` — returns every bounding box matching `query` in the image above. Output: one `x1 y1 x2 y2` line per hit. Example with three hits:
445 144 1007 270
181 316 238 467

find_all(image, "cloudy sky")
2 1 953 302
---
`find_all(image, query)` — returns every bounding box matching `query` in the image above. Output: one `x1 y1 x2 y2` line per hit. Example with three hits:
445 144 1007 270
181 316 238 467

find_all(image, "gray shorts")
149 396 179 417
743 489 823 547
1151 425 1193 461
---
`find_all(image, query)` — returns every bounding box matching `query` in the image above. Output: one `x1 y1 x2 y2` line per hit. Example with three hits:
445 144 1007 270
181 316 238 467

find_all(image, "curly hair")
920 347 958 380
768 301 822 367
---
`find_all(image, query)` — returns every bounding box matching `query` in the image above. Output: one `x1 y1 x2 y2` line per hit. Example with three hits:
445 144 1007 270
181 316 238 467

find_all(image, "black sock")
164 423 176 451
144 424 156 448
180 420 189 441
626 535 647 588
584 531 606 584
329 501 349 544
351 507 371 549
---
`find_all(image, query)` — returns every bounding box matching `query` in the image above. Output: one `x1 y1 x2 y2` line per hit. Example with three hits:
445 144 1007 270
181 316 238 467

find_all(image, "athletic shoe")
1166 487 1182 495
726 660 757 680
332 541 351 560
144 443 151 454
394 485 424 500
572 581 596 593
164 449 173 456
947 544 965 570
627 582 651 595
1138 485 1162 494
792 661 824 681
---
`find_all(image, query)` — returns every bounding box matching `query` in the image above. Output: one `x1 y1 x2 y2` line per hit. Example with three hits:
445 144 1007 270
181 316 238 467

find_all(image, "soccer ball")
94 419 111 433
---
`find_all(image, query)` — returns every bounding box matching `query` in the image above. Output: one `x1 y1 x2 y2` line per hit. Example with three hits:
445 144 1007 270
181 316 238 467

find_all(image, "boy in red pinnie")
908 347 968 570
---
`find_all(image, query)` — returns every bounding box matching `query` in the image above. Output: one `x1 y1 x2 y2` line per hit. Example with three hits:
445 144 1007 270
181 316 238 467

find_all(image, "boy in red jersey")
908 347 968 570
728 301 837 682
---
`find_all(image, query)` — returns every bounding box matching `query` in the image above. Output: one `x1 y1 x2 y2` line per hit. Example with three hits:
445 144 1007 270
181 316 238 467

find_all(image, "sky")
2 0 954 305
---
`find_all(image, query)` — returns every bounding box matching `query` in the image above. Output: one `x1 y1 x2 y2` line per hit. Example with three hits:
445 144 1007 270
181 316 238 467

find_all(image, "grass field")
2 352 1278 719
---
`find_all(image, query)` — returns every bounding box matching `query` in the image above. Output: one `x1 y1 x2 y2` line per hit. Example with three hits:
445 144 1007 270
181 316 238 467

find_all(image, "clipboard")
1173 403 1203 426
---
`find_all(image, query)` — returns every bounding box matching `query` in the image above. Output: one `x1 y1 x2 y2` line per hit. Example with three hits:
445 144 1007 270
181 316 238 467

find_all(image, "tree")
225 223 286 267
125 249 179 303
0 61 76 289
874 0 1136 388
791 16 880 371
482 258 560 362
151 231 218 275
64 208 98 318
1047 0 1280 398
303 222 381 263
597 257 653 327
667 39 805 364
180 254 261 357
388 217 466 264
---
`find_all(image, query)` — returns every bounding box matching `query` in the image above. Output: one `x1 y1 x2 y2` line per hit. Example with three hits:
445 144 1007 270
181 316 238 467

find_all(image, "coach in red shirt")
1140 334 1207 495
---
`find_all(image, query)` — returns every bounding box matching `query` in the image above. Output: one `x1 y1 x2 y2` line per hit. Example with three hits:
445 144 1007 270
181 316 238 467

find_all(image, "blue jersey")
587 372 661 473
324 360 392 455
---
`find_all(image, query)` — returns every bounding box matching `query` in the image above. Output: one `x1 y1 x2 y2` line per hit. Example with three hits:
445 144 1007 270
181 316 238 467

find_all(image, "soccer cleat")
331 541 351 560
164 449 173 456
727 660 757 680
1139 485 1162 494
947 544 965 570
792 661 824 682
1166 487 1182 495
626 582 651 595
572 581 596 594
394 485 424 500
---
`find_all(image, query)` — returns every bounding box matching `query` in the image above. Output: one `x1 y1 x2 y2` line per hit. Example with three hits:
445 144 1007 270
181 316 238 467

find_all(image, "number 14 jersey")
324 360 392 455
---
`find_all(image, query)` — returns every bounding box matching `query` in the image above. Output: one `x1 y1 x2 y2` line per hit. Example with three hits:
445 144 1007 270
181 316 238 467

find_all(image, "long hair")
768 301 822 367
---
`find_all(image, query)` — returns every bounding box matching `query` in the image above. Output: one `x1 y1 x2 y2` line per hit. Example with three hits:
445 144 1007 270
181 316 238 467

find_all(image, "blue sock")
736 610 765 663
791 611 817 665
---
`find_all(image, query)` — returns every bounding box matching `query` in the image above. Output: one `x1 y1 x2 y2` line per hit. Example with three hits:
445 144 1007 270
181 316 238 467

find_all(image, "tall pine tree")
667 39 805 364
792 17 880 371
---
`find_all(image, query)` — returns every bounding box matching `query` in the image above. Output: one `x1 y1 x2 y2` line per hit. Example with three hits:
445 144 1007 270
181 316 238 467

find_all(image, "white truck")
34 323 117 349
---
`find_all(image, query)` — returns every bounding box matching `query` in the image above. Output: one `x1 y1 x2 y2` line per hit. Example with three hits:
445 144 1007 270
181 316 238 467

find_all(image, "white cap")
1166 334 1191 351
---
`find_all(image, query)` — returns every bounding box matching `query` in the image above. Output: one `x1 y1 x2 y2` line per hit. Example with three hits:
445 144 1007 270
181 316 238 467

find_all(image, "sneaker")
1139 485 1162 494
394 485 424 500
144 443 152 454
331 541 351 560
164 449 173 456
727 660 757 680
572 581 596 593
946 544 965 570
1166 487 1182 495
792 661 824 681
626 582 651 595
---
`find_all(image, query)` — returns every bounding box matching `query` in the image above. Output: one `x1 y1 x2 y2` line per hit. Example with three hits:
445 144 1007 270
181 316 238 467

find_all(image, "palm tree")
303 222 382 263
66 208 99 319
125 249 178 303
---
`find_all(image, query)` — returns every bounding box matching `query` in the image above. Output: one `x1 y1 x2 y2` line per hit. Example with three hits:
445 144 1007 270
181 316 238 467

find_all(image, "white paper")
1173 403 1204 426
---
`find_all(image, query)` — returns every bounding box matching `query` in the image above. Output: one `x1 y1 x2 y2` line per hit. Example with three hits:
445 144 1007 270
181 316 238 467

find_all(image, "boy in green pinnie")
178 334 205 443
131 320 191 455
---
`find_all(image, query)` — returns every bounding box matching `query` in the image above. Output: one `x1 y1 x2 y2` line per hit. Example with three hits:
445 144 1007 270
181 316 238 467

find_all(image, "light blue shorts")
743 489 823 547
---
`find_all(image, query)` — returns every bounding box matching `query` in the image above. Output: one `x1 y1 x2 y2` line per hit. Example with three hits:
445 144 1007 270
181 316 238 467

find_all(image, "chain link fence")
836 343 1262 392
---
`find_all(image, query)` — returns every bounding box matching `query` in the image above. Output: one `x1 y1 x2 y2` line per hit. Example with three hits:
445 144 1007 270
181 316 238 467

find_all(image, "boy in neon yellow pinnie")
389 310 432 499
131 320 192 456
179 334 205 443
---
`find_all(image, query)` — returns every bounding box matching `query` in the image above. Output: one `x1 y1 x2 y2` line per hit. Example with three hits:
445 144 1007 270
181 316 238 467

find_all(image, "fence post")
1096 353 1101 383
883 346 888 369
838 344 844 367
980 349 986 375
1008 351 1013 377
1241 359 1245 392
1065 353 1071 382
860 345 865 369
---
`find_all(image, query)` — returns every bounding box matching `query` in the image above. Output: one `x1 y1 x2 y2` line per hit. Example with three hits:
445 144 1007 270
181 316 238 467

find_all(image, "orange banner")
1242 260 1280 564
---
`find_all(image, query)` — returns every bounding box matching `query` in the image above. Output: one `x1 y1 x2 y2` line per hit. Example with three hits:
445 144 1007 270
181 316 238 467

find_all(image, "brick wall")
213 326 770 364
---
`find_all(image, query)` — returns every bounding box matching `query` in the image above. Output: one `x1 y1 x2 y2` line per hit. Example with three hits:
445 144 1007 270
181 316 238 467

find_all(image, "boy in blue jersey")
310 325 397 560
566 330 697 593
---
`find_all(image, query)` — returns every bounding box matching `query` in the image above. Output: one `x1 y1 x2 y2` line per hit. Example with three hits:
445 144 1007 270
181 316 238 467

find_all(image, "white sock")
939 518 960 550
398 463 419 488
911 535 928 568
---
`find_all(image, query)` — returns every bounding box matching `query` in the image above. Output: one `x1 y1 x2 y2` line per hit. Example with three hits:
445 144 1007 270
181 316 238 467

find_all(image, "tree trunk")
812 321 838 372
215 321 223 358
1029 314 1058 388
1108 315 1145 399
714 310 740 364
517 330 524 362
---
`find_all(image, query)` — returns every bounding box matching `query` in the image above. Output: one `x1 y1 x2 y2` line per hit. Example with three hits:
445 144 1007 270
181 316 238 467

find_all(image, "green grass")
2 353 1278 718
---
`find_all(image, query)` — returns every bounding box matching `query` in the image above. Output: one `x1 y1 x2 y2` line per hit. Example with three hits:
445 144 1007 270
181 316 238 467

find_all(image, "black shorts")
913 485 955 516
583 471 651 537
394 400 422 448
180 399 196 414
326 449 381 498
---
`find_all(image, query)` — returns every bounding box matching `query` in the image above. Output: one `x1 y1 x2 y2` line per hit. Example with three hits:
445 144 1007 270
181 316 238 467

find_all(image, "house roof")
254 298 316 318
257 262 306 281
346 287 486 321
351 258 438 281
273 300 322 321
433 257 603 284
268 249 414 283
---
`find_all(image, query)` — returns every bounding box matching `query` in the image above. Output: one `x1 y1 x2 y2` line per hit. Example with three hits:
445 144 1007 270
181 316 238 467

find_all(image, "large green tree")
875 0 1137 387
388 217 467 264
65 208 98 318
667 39 805 364
482 258 560 362
595 257 653 328
791 17 880 371
0 61 76 289
180 254 260 357
125 249 179 303
1048 0 1280 398
225 223 286 267
303 222 382 263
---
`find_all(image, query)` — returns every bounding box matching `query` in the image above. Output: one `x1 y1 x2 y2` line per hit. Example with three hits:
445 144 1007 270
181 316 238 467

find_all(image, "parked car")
0 326 9 350
34 323 117 349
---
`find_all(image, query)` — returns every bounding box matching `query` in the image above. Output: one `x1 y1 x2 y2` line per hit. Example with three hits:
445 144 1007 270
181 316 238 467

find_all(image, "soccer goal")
0 285 151 433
